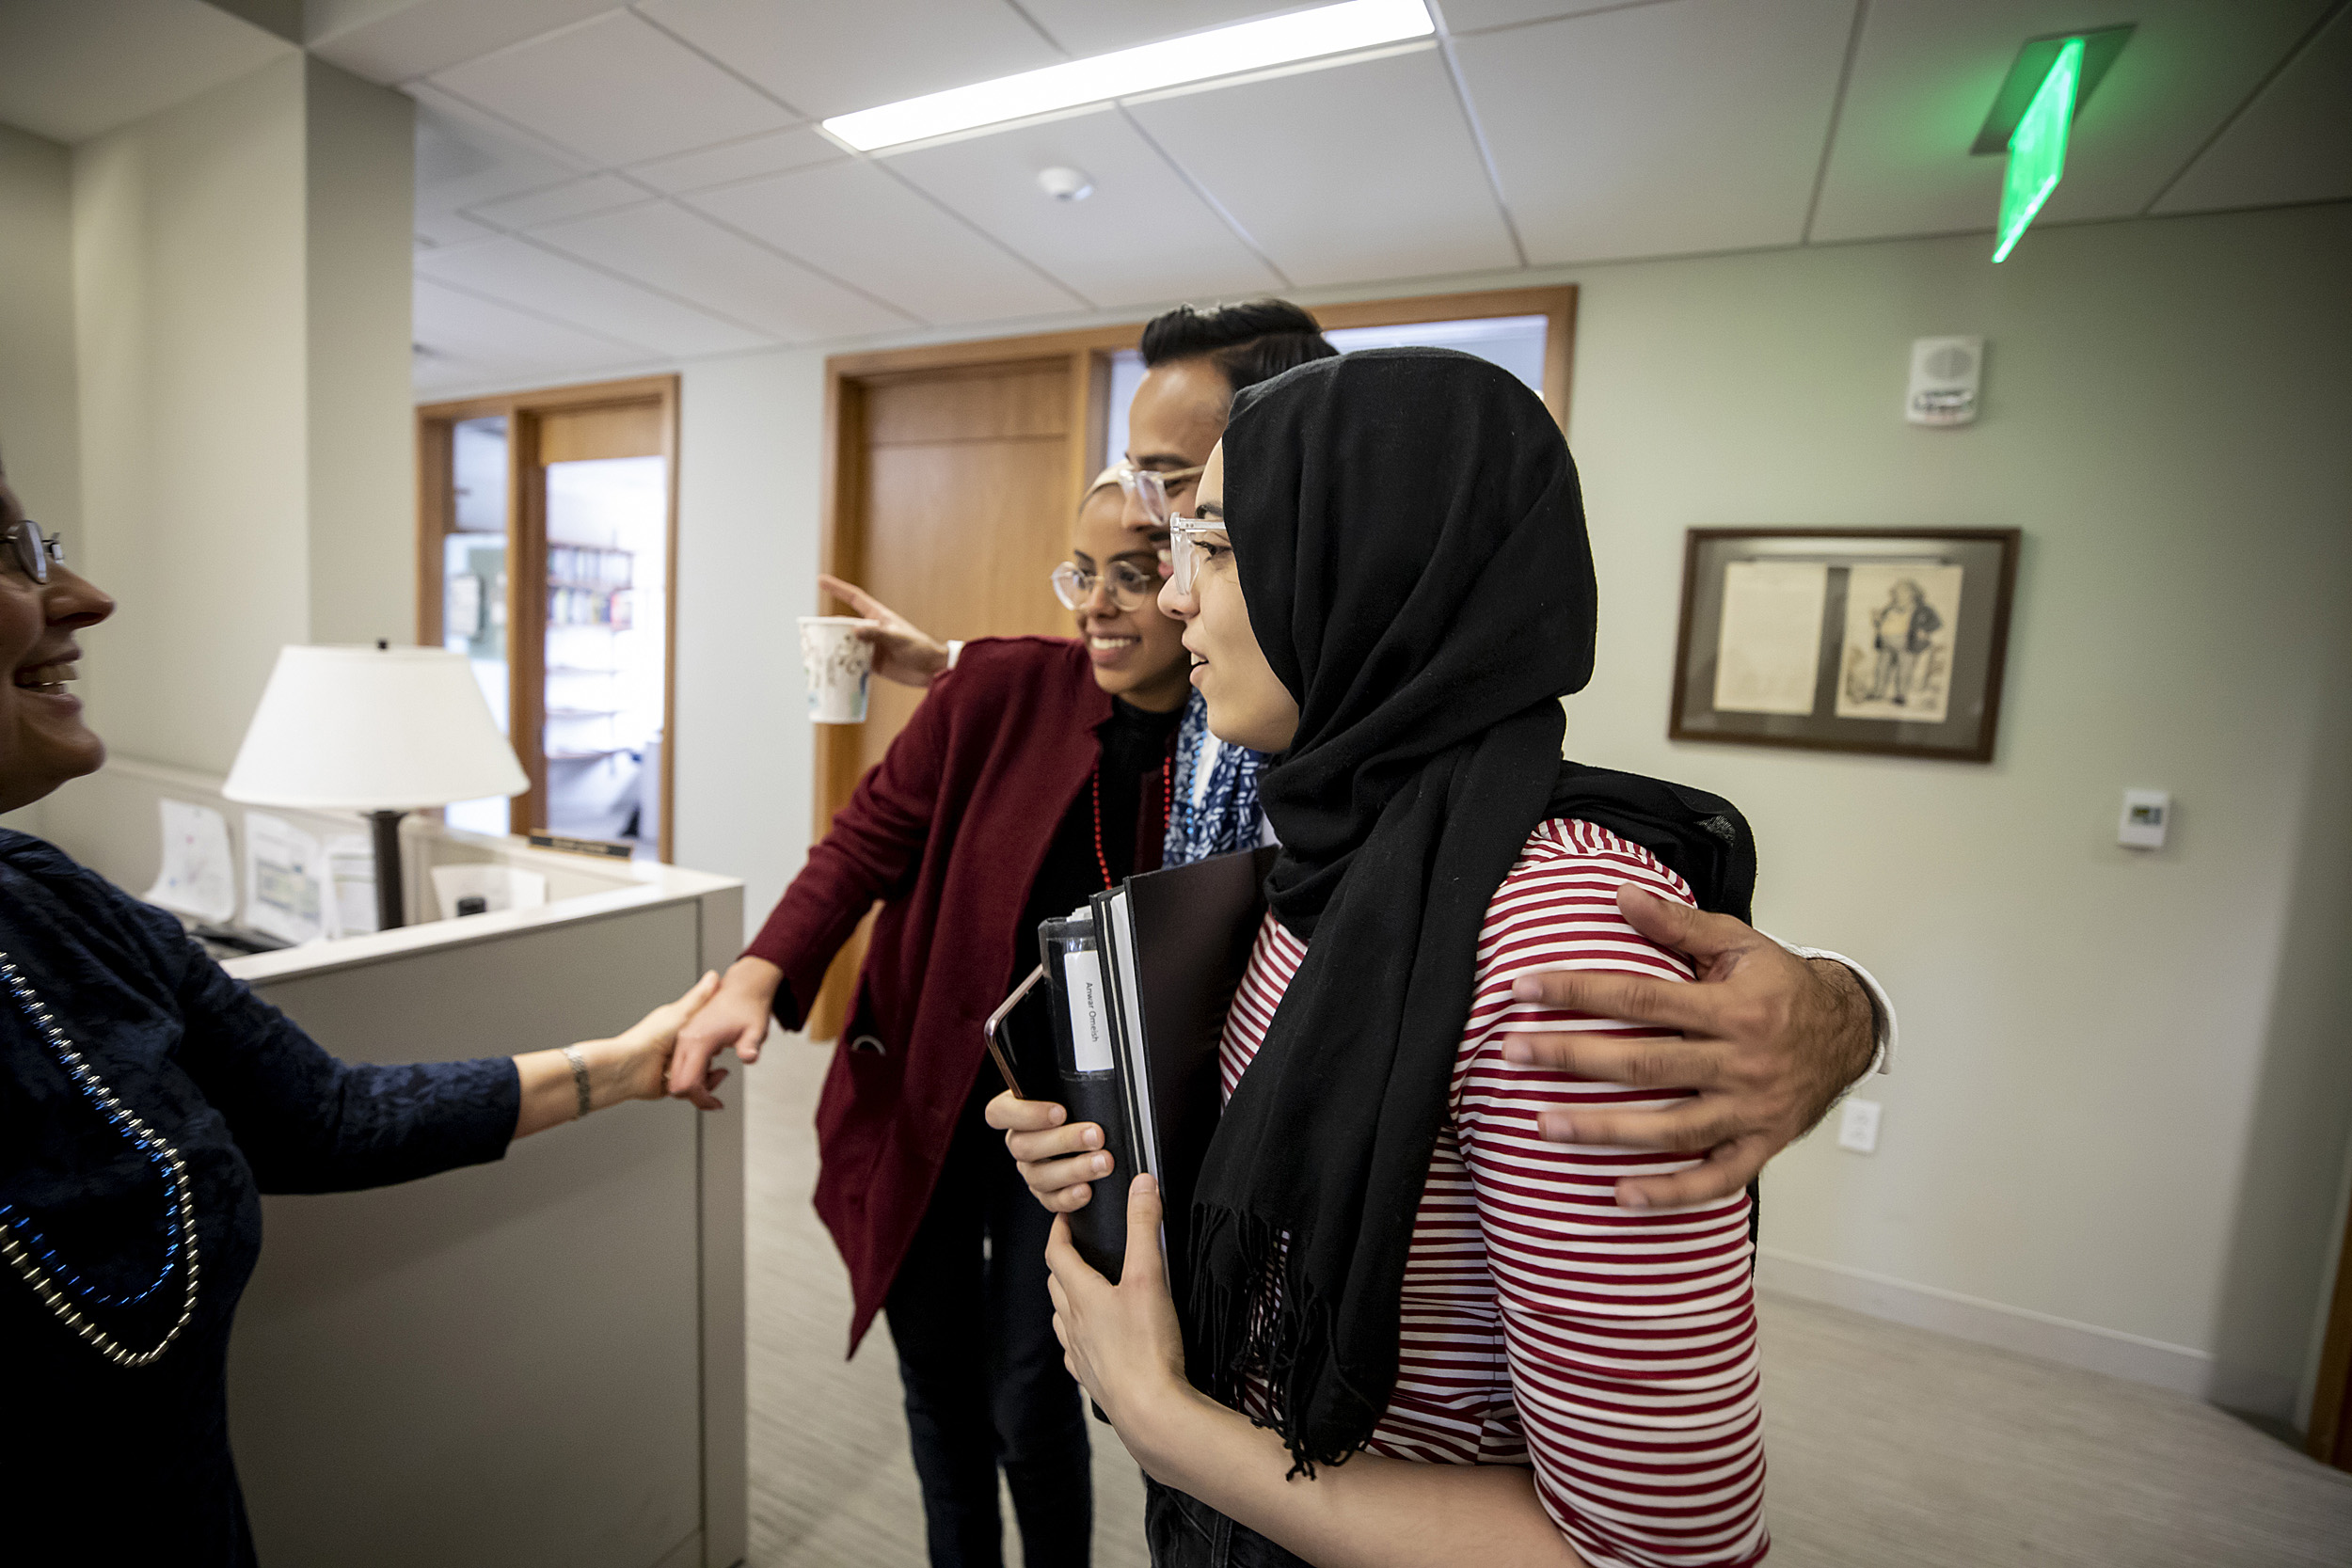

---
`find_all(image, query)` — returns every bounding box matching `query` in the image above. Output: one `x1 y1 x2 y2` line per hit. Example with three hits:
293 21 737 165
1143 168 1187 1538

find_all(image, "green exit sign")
1974 25 2132 264
1994 38 2083 261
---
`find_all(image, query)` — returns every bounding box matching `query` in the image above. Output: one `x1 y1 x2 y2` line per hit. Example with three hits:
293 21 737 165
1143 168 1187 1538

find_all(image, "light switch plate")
1837 1098 1882 1154
2119 788 2170 849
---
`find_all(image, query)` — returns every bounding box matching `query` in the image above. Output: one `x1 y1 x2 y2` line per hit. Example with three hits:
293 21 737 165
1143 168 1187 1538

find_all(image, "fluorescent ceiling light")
822 0 1435 153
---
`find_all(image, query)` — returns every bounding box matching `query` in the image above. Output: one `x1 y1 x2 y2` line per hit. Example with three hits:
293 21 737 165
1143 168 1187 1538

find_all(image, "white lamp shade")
223 645 528 811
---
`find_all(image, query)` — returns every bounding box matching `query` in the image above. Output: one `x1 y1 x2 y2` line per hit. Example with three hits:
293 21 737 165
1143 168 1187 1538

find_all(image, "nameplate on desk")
525 832 635 861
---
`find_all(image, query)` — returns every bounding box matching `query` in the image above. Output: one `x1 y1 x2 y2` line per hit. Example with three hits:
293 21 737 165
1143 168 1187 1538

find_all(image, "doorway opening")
416 375 679 862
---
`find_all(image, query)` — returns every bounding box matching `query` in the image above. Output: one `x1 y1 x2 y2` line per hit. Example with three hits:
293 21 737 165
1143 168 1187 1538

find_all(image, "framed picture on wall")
1669 528 2022 763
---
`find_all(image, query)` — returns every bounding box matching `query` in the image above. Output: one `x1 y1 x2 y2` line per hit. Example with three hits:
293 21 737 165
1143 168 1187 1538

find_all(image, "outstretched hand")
1504 884 1876 1209
818 573 951 688
669 957 782 1104
610 971 728 1109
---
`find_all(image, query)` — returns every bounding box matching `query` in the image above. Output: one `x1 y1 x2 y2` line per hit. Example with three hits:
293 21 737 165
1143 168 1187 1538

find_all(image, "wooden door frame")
416 372 681 862
804 287 1575 1037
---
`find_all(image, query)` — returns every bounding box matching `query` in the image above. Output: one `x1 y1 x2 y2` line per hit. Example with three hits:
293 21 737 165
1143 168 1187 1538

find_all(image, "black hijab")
1184 348 1756 1472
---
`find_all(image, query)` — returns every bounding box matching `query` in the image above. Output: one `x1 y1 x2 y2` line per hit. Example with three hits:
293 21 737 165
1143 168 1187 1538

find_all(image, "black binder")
1035 905 1140 1279
1074 846 1276 1288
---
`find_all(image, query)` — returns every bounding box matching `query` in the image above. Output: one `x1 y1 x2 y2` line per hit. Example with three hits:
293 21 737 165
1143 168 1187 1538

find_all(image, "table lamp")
223 643 527 931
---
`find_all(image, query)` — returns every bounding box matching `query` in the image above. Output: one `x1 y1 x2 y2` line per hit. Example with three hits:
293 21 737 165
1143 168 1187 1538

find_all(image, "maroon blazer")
744 637 1170 1351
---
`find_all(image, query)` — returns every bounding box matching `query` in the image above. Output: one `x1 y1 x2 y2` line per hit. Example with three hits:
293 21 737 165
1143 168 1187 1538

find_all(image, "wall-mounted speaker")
1906 336 1984 427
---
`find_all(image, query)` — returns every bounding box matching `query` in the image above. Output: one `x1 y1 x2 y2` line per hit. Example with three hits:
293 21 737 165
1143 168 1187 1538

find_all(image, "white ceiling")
2 0 2340 397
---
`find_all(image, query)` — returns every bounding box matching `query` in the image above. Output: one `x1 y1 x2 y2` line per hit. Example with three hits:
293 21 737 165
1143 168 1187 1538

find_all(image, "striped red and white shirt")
1220 819 1768 1568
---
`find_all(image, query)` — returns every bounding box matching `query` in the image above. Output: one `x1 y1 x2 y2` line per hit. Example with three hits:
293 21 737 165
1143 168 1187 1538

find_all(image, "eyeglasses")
1051 557 1161 612
1110 459 1206 527
2 519 64 585
1166 516 1231 598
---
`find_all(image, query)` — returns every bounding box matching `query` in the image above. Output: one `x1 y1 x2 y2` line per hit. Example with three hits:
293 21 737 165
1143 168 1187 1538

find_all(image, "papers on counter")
244 812 328 945
147 800 237 924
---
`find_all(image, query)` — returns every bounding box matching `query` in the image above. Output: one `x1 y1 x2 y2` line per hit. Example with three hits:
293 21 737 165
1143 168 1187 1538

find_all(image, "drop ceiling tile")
1438 0 1652 33
413 276 656 392
0 0 295 143
536 201 915 341
468 173 651 230
636 0 1059 120
415 213 498 248
415 235 773 356
429 9 796 167
309 0 625 86
2153 3 2352 214
1014 1 1288 56
884 106 1282 307
1809 0 2338 245
412 87 591 245
627 125 846 194
1124 48 1518 289
686 161 1085 324
1456 0 1852 264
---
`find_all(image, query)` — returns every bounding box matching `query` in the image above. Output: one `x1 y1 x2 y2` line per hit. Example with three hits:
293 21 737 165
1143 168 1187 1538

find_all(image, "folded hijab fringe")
1182 349 1757 1474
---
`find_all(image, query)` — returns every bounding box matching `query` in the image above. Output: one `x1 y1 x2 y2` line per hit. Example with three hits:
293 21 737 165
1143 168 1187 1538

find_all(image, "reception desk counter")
20 759 747 1568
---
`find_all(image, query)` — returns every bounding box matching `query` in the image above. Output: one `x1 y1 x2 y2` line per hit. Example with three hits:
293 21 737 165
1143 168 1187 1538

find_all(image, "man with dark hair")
1138 298 1338 397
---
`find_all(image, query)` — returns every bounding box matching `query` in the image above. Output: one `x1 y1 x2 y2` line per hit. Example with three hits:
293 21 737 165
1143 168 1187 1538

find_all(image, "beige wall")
666 202 2352 1423
0 122 80 557
1554 204 2352 1424
302 55 416 647
0 119 80 842
68 53 412 779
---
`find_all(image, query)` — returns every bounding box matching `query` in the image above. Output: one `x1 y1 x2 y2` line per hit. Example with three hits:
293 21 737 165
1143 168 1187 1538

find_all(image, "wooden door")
806 346 1117 1038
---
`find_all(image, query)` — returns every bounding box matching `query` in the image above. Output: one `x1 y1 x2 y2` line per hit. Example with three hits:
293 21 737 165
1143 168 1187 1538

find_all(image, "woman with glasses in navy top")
0 456 724 1567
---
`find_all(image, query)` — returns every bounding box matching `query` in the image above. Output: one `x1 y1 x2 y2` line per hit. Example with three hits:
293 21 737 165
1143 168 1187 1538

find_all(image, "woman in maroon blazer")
677 474 1197 1567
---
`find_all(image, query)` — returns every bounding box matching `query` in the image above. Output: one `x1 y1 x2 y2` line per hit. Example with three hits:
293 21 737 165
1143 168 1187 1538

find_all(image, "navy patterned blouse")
0 830 519 1565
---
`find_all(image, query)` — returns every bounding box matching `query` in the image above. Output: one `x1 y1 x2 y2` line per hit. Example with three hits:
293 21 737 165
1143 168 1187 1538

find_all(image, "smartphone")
983 963 1046 1099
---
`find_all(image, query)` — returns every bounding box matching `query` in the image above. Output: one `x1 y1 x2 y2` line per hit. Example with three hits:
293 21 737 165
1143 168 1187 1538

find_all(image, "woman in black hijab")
1041 351 1771 1568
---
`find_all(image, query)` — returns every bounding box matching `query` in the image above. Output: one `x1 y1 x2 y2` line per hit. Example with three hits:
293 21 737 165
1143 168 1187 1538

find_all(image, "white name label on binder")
1062 948 1114 1071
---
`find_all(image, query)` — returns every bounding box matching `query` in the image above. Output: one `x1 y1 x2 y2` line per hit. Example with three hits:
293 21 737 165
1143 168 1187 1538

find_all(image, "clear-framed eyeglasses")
1110 458 1206 527
1051 557 1161 611
1166 516 1231 598
2 519 65 585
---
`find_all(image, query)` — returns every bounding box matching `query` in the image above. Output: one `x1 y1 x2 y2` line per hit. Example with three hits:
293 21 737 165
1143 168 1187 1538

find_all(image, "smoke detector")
1037 166 1093 202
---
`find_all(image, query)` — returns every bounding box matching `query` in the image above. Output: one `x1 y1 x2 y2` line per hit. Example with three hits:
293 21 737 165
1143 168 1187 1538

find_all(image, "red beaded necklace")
1092 755 1175 890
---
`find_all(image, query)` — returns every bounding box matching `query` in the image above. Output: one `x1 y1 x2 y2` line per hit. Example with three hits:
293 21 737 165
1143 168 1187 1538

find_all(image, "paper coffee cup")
799 616 873 724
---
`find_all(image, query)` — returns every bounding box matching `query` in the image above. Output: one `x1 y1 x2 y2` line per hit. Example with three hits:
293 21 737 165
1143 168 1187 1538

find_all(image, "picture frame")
1668 528 2021 764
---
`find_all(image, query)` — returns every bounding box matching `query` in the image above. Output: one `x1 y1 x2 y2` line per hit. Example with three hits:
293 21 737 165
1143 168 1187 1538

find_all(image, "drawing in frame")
1669 529 2021 763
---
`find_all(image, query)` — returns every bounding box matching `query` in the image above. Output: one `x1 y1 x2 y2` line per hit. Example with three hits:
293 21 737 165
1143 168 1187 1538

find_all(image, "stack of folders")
1028 847 1275 1287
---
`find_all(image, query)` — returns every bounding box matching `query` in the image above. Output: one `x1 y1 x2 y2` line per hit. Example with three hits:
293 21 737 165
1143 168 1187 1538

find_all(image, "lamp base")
368 810 407 930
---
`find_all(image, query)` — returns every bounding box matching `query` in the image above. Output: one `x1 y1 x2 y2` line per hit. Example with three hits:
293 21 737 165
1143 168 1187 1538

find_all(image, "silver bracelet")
562 1045 593 1120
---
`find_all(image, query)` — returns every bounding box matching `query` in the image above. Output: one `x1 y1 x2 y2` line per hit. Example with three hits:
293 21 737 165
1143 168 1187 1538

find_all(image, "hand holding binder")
984 847 1275 1291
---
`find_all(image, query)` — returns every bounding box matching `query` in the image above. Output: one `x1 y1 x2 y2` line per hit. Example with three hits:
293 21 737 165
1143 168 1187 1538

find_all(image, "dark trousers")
886 1077 1092 1567
1143 1478 1310 1568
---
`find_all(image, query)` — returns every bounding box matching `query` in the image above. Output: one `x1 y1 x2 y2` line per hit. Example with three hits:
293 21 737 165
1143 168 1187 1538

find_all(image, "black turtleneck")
995 696 1184 1087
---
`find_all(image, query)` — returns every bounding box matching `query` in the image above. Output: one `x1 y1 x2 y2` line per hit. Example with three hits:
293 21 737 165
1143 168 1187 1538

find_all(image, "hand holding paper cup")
799 615 874 724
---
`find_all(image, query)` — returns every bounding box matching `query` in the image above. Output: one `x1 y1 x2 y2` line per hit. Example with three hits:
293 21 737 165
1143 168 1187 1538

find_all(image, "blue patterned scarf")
1162 689 1263 866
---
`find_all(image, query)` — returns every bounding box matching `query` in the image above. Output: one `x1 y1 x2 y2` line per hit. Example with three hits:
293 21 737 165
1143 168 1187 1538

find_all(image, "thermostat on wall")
2118 788 2170 849
1907 336 1983 426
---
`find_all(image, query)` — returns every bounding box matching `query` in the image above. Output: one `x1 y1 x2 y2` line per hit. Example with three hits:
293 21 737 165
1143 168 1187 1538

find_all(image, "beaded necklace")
1091 754 1175 890
0 951 201 1367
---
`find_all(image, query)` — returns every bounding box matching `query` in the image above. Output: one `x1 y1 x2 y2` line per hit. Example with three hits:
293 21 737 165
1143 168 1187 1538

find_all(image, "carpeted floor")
743 1041 2352 1567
